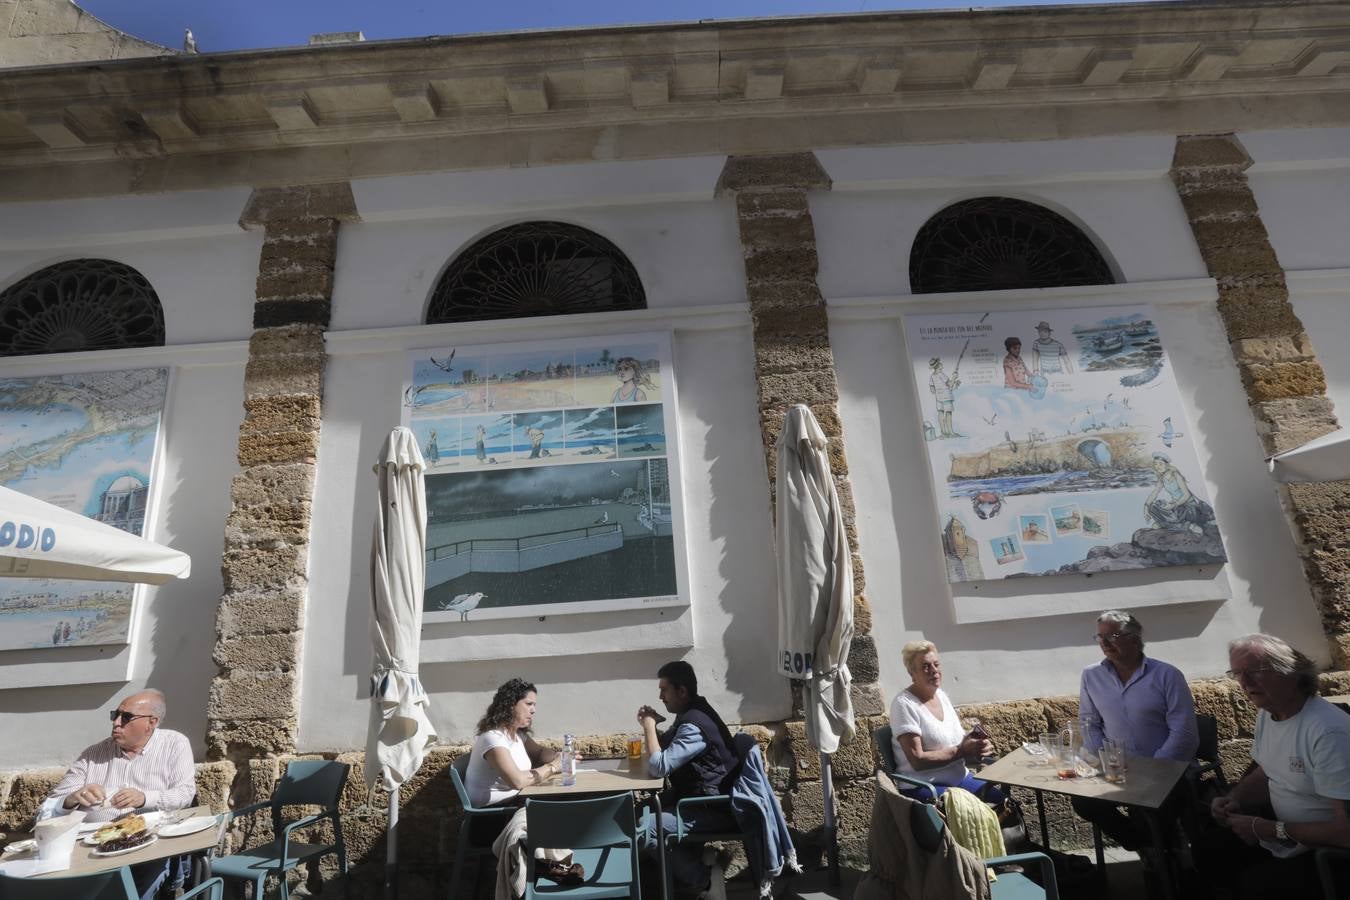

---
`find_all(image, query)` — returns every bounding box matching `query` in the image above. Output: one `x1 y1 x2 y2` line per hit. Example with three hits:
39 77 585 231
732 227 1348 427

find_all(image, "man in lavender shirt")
48 689 196 900
1072 610 1198 850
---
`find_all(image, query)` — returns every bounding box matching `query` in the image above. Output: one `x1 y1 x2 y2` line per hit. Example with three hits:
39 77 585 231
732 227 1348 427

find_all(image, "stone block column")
1170 135 1350 667
206 184 358 772
715 154 882 864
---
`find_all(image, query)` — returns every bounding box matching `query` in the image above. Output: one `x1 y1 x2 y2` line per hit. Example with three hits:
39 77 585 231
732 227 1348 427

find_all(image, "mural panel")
904 304 1226 583
405 333 685 621
0 368 170 650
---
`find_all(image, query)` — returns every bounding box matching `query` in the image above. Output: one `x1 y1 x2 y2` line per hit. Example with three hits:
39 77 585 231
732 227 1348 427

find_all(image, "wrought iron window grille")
909 197 1115 294
427 222 646 324
0 259 166 356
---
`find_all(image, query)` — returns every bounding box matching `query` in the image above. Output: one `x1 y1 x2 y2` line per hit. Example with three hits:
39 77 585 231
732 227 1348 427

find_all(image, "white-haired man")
1194 634 1350 898
48 688 196 899
1072 610 1198 851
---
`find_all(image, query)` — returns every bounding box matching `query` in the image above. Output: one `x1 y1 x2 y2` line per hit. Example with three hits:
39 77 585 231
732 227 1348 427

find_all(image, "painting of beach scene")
0 367 169 650
405 332 686 621
904 304 1225 583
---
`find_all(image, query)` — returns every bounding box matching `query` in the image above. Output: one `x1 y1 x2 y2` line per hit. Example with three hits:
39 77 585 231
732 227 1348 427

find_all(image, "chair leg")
450 840 468 900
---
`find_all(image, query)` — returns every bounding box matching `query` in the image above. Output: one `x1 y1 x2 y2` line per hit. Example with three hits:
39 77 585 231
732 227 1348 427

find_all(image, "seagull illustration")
430 349 456 373
1159 417 1184 448
594 511 609 525
608 469 621 477
440 591 485 621
981 413 998 426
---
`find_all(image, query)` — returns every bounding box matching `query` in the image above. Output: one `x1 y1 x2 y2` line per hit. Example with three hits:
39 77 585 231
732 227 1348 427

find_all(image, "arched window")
427 222 646 324
0 259 165 356
909 198 1115 294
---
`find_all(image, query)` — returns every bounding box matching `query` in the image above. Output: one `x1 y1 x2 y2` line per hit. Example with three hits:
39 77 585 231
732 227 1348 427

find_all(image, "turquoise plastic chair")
524 793 639 900
911 801 1059 900
449 753 516 900
0 868 222 899
211 759 349 900
873 724 941 802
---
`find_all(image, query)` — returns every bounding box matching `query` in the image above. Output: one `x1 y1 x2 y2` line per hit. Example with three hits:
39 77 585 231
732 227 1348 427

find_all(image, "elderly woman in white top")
889 640 1002 801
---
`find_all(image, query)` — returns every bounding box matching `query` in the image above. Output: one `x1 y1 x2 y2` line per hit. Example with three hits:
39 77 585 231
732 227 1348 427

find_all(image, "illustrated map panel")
904 305 1226 583
0 368 170 650
405 334 684 621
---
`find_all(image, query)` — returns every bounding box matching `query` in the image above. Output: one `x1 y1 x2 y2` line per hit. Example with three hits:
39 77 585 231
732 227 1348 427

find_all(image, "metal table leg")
655 794 668 900
1035 789 1049 850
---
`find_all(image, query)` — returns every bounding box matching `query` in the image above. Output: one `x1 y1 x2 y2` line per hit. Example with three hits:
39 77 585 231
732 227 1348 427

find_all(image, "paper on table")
0 856 71 877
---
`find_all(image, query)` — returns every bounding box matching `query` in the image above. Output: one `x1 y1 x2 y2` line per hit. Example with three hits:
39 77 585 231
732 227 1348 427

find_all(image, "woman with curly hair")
464 678 576 807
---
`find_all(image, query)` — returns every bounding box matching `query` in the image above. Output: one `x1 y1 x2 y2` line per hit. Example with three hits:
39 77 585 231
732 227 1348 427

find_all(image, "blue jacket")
728 733 799 891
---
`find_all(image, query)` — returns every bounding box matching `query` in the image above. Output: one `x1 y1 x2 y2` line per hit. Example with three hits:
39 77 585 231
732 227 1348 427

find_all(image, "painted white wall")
1290 273 1350 424
300 312 788 751
334 164 745 331
0 347 245 768
830 284 1330 709
813 137 1208 298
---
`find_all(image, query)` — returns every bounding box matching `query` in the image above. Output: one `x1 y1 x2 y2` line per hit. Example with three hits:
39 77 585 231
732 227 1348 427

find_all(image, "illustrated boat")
1091 331 1125 353
1124 323 1151 337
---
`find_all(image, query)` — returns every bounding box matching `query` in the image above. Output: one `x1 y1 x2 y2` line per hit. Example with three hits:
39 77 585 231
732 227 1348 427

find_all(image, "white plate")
90 834 157 858
158 817 216 838
3 839 35 854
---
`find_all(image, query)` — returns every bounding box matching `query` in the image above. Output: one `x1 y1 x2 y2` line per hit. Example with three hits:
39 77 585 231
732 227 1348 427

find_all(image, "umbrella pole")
385 787 400 900
820 751 840 887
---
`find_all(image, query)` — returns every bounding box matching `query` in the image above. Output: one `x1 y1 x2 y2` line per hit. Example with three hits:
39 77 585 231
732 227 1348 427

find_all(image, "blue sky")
81 0 1158 52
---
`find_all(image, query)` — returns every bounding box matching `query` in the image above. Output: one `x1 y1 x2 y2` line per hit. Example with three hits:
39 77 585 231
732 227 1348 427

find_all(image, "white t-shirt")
889 687 968 786
1252 695 1350 858
465 729 533 807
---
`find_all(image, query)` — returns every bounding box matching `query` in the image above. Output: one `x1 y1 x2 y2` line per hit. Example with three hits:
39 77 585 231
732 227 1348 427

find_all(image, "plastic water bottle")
560 734 576 787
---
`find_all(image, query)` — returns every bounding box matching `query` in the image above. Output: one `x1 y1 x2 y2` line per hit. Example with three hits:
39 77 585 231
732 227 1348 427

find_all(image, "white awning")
1268 429 1350 483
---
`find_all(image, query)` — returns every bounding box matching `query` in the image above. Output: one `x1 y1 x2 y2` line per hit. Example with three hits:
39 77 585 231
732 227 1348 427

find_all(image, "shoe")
536 860 585 885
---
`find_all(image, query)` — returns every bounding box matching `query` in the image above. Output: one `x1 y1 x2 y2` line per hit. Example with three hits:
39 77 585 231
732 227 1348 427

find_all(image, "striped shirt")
49 728 196 812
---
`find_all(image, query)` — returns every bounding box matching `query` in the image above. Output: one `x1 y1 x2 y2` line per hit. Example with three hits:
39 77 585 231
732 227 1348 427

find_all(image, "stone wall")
716 152 883 868
1170 134 1350 668
205 185 358 798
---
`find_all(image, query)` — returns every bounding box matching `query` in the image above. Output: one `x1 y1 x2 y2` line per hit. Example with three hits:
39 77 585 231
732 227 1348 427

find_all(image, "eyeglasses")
1226 667 1275 681
109 710 154 725
1094 632 1132 644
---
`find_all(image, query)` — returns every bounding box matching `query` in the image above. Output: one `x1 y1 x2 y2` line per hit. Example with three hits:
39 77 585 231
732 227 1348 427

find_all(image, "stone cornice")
1 1 1349 201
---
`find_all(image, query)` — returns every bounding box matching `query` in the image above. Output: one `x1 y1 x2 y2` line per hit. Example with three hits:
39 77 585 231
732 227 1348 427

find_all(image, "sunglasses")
109 710 154 725
1094 632 1133 644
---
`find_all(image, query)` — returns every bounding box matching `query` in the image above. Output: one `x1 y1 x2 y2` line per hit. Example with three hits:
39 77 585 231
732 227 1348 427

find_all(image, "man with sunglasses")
1071 610 1198 853
47 689 195 898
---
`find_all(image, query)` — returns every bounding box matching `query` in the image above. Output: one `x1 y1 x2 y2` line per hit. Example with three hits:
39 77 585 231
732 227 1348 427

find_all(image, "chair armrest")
672 795 733 842
278 811 335 866
466 804 517 822
985 852 1058 900
888 773 940 803
228 800 271 821
181 877 224 900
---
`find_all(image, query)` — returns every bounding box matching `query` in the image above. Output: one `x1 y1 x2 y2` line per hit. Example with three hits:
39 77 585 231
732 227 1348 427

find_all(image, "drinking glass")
1100 741 1127 784
1033 732 1054 765
1048 737 1078 780
626 734 645 770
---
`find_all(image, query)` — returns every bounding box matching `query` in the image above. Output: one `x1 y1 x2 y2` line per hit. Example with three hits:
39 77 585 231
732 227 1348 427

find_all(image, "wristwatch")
1275 820 1289 842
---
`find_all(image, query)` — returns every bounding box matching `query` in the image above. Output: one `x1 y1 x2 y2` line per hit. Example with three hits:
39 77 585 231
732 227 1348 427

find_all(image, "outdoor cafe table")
520 757 668 900
1 805 223 882
978 747 1189 898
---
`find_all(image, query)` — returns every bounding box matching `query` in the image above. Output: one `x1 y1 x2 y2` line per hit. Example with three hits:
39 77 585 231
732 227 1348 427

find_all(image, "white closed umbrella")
365 427 437 900
0 485 190 583
774 404 856 886
1268 428 1350 483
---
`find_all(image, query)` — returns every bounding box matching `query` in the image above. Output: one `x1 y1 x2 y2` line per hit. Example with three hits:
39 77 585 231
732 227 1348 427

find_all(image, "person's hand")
110 788 145 810
65 784 106 809
637 705 663 724
1211 795 1239 825
957 734 985 761
979 739 995 759
1227 813 1263 846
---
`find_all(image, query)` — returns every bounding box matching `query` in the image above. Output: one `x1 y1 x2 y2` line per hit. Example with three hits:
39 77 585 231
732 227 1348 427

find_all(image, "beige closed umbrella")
366 427 437 900
774 404 855 886
0 485 190 583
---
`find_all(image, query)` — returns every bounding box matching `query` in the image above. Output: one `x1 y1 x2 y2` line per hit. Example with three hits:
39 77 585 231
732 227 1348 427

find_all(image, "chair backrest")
525 793 635 853
873 724 899 773
909 801 947 853
1196 713 1220 764
0 866 136 899
273 759 349 810
450 753 478 811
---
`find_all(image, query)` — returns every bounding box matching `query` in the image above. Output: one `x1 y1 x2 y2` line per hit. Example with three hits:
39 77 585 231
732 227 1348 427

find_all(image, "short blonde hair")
902 640 939 674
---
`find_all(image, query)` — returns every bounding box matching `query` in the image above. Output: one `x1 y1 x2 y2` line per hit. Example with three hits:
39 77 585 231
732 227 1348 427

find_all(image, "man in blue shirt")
638 661 740 892
1072 610 1198 850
